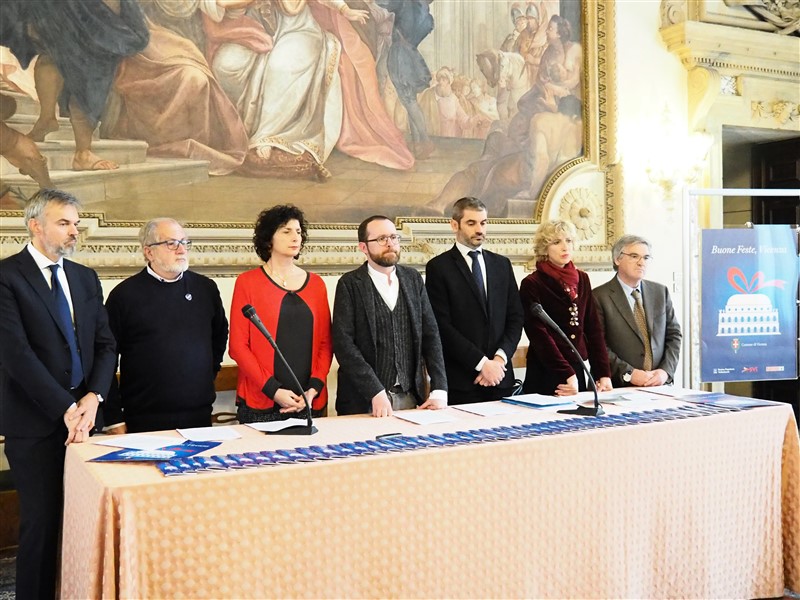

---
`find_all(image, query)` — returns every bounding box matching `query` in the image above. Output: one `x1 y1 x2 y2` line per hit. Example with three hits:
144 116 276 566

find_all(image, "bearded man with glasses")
104 218 228 433
333 215 448 417
593 234 682 388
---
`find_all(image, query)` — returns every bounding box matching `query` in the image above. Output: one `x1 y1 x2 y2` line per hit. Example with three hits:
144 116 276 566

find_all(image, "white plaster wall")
614 0 689 386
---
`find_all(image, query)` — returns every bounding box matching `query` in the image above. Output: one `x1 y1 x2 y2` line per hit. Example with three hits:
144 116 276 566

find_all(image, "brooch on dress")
568 302 579 327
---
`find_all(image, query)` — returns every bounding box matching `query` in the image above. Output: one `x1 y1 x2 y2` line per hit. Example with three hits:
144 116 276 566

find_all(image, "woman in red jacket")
230 205 333 422
519 219 612 396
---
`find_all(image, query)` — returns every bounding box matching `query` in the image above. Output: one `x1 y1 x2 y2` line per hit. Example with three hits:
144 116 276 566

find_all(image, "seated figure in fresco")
201 0 413 180
0 0 150 170
102 0 250 176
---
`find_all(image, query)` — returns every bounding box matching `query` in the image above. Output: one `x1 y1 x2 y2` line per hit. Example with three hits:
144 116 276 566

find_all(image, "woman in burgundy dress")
519 219 612 396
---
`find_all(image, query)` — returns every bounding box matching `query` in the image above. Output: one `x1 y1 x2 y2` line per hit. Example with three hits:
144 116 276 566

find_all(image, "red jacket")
229 267 332 410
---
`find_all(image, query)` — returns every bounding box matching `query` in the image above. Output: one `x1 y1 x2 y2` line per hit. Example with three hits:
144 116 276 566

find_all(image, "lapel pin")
185 293 193 301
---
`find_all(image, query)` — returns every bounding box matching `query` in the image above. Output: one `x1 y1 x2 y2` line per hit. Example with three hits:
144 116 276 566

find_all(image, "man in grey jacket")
593 234 682 387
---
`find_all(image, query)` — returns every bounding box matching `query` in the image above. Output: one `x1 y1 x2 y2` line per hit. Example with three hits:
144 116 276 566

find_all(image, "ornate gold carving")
751 99 799 123
688 66 721 129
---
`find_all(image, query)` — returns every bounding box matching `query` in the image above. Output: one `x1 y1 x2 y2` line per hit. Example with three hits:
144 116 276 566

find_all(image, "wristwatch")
622 370 633 383
92 392 105 403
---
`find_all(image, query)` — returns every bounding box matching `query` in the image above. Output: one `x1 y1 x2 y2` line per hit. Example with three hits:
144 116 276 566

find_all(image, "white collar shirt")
367 262 399 311
27 242 75 318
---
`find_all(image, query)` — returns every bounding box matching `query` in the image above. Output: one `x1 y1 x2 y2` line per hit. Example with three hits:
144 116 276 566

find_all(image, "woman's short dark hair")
253 204 308 262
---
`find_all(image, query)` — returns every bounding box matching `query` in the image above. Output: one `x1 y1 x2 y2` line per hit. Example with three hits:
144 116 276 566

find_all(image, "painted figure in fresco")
516 15 582 118
467 79 499 140
428 13 585 218
0 0 150 170
418 67 472 138
103 0 250 176
514 1 549 86
527 94 583 196
0 93 52 188
500 5 528 53
475 49 528 121
201 0 413 179
377 0 436 159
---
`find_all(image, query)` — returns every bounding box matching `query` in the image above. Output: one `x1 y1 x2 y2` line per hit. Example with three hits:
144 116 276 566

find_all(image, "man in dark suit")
425 197 524 404
0 189 116 599
593 234 682 388
333 215 447 417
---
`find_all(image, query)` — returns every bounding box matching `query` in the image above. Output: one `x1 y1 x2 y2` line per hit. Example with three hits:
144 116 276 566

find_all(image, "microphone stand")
242 305 318 435
529 303 604 417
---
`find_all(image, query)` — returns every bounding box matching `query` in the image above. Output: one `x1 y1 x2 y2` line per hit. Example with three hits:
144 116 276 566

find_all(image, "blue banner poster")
701 225 799 383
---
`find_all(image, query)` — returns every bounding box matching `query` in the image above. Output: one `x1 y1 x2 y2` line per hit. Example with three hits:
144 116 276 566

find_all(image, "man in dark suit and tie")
0 188 116 599
593 234 682 388
425 197 524 404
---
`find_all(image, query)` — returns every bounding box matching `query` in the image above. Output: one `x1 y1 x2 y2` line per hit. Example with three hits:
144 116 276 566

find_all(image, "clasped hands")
474 355 506 387
274 388 317 414
63 392 100 446
629 368 668 387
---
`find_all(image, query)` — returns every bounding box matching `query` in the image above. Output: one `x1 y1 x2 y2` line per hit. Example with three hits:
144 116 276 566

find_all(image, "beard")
47 237 77 258
152 255 189 276
370 247 401 267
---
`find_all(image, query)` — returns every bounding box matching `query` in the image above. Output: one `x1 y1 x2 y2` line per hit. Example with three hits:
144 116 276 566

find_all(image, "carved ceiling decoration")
751 100 800 124
725 0 800 35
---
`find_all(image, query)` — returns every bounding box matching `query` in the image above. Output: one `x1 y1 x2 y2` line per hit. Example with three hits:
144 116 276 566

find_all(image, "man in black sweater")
104 218 228 433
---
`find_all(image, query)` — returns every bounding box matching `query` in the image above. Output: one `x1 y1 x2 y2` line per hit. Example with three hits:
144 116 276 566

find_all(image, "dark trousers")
5 426 67 600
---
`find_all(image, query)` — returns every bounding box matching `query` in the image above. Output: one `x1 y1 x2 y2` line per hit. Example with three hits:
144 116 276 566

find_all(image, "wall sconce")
646 107 714 207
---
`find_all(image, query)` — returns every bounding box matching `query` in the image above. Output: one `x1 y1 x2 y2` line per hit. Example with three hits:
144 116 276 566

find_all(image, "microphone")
241 304 318 435
529 302 604 417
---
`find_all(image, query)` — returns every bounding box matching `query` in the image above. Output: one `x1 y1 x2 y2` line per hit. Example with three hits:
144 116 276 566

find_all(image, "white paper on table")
177 426 241 442
502 393 574 407
92 434 179 450
392 410 458 425
641 385 713 398
603 391 664 407
246 418 309 433
452 402 520 416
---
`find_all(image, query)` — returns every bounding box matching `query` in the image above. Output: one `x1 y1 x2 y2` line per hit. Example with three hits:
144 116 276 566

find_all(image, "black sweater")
104 269 228 431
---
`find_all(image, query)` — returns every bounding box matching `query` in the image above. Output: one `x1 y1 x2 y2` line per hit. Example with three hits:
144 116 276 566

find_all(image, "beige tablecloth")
61 401 800 599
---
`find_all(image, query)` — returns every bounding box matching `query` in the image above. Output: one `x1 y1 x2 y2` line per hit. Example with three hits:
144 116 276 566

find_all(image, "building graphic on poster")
717 289 781 337
701 226 798 383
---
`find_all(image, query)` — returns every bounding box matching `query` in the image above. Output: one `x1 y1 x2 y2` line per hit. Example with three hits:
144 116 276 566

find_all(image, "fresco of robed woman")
200 0 414 179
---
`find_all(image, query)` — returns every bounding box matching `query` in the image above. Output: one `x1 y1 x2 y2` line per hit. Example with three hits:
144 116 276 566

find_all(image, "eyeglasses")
147 238 193 251
619 251 652 262
365 234 402 246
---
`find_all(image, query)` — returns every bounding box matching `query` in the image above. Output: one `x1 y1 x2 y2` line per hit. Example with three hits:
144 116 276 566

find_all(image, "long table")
61 399 800 599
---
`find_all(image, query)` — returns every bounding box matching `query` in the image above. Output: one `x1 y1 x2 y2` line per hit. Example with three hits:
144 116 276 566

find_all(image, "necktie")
49 264 84 388
631 289 653 371
468 250 487 306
